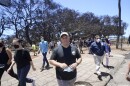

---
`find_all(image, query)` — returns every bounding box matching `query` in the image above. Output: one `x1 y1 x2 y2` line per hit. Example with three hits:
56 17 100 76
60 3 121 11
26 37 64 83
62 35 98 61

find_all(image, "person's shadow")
105 65 114 69
94 72 113 81
74 81 92 86
102 63 114 69
45 66 53 70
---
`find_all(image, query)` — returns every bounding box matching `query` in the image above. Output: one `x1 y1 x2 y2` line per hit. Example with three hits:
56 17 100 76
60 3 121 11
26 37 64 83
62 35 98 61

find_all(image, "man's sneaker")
96 66 100 71
40 68 44 72
40 66 44 71
32 80 35 86
45 65 50 69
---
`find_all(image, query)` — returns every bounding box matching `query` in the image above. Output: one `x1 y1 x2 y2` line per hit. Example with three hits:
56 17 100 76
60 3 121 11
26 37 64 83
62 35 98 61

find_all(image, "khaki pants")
93 54 104 72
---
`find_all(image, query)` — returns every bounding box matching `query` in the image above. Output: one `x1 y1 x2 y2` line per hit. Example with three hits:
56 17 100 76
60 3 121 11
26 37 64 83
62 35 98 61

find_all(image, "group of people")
0 38 36 86
0 32 130 86
37 33 112 85
0 32 82 86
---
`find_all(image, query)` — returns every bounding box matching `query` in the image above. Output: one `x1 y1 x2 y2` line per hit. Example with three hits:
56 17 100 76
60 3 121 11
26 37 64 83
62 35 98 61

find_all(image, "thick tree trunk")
25 25 32 45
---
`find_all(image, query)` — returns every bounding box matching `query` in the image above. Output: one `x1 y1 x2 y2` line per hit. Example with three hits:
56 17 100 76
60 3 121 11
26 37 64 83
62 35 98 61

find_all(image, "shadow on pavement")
40 66 53 72
45 66 53 70
74 81 92 86
94 72 113 81
106 65 114 69
99 72 113 81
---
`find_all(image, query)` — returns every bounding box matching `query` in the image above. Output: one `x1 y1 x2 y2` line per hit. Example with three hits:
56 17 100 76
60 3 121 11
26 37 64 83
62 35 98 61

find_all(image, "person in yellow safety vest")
32 43 37 56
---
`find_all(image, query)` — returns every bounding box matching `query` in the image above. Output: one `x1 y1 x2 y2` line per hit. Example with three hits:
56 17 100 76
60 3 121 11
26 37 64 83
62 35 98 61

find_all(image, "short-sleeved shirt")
39 41 48 53
14 49 32 69
50 45 81 80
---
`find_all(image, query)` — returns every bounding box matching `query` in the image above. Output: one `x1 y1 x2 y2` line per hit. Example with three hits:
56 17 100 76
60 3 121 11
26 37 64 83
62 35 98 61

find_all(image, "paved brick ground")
1 45 130 86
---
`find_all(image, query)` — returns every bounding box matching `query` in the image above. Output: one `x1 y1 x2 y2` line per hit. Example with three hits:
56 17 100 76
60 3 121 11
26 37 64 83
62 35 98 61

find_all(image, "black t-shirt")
14 49 32 69
0 47 9 64
50 45 81 80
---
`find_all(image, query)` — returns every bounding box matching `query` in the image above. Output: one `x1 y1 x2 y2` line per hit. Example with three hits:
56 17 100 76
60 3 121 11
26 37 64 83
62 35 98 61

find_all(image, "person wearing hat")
90 35 106 76
49 32 82 86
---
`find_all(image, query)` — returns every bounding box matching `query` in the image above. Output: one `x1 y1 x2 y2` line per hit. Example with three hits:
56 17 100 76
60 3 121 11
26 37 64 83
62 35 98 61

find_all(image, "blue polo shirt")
39 41 48 53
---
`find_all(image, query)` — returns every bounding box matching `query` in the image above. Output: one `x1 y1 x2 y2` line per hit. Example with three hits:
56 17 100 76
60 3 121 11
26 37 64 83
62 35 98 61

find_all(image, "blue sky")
53 0 130 37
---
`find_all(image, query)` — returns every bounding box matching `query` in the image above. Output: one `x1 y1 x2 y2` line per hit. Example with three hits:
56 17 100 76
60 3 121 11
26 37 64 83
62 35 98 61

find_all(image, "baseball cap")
60 32 69 38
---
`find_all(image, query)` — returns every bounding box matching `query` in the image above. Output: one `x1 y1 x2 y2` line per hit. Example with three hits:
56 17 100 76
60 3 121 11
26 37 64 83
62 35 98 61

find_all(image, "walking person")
126 62 130 81
90 35 106 75
49 32 82 86
32 42 37 56
0 40 18 86
105 36 112 57
86 38 94 54
7 38 36 86
79 38 83 54
49 40 55 54
38 36 50 72
101 38 110 68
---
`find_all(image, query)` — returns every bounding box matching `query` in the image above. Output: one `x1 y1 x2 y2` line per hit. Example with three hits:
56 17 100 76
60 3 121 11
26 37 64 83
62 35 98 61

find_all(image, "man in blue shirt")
90 35 106 76
38 36 49 72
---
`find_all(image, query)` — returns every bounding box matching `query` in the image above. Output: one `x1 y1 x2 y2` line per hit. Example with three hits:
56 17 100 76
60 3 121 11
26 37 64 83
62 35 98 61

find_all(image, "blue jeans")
42 52 49 68
17 65 33 86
